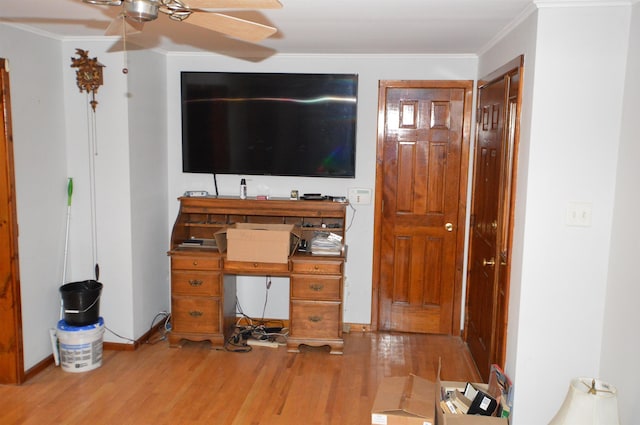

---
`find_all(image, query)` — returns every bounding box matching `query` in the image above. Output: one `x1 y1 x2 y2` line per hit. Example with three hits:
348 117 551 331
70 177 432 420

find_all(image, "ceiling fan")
83 0 282 43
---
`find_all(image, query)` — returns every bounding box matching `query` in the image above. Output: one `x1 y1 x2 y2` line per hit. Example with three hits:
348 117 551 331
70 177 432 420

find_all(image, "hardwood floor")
0 332 480 424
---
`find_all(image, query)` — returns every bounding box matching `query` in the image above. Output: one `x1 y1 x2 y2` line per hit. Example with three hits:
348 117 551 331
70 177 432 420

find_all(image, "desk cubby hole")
299 217 344 230
226 214 246 225
245 215 288 224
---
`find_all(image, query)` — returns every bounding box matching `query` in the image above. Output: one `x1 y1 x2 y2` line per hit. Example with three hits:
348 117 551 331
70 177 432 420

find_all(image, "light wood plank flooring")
0 332 480 424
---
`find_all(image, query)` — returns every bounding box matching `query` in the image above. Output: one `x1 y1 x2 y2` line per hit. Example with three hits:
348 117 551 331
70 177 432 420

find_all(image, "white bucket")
56 317 104 373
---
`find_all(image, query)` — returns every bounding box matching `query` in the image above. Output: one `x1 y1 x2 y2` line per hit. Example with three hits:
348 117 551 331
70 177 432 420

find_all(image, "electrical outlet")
348 188 372 205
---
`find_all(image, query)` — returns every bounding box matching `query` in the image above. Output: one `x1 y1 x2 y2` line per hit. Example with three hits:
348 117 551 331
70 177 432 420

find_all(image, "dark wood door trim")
0 58 25 384
371 80 473 335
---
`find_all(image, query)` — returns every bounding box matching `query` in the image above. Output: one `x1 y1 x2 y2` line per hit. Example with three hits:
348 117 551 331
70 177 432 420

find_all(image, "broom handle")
67 178 73 207
61 178 73 285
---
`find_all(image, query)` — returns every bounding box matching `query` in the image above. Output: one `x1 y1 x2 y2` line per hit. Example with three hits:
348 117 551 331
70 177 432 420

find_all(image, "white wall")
165 53 478 324
481 3 631 423
60 41 172 344
127 49 171 338
0 25 68 369
0 23 173 368
600 2 640 425
62 39 138 343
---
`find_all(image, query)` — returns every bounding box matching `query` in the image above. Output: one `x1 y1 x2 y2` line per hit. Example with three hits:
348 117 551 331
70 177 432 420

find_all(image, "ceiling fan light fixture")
124 0 159 22
82 0 123 5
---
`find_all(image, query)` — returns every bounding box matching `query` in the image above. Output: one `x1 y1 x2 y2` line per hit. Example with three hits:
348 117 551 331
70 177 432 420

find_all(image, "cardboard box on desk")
371 374 436 425
214 223 300 264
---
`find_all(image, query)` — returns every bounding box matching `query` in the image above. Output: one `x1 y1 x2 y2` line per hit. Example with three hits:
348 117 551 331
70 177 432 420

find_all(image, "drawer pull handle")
310 283 324 291
192 260 198 266
189 279 203 287
308 315 322 323
189 310 203 318
253 263 259 268
313 265 320 270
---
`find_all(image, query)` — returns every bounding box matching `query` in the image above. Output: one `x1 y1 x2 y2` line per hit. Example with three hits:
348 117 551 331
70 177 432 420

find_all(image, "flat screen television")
180 72 358 178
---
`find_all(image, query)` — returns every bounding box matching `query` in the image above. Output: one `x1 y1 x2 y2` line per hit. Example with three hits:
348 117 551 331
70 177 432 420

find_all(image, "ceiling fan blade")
184 12 277 42
105 14 144 36
83 0 123 5
182 0 282 10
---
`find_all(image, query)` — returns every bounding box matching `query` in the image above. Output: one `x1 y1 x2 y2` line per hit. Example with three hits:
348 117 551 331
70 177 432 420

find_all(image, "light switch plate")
348 188 372 205
566 201 592 227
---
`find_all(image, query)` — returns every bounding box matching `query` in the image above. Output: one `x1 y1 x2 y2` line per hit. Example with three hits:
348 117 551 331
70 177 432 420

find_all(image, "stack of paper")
310 232 343 256
178 238 218 249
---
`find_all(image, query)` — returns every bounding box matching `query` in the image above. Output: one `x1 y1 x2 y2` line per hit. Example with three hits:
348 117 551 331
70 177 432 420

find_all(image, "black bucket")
60 280 103 326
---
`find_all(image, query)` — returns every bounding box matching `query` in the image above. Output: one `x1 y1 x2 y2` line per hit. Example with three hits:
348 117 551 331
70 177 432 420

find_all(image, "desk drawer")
290 258 343 275
172 297 220 334
172 256 221 271
291 275 341 301
172 271 221 296
224 260 289 275
290 301 340 339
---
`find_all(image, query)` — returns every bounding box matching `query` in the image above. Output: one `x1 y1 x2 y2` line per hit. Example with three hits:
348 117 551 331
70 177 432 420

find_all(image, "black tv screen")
181 72 358 178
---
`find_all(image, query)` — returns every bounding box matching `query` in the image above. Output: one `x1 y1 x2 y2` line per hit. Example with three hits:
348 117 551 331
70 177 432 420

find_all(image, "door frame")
0 58 25 384
371 80 473 335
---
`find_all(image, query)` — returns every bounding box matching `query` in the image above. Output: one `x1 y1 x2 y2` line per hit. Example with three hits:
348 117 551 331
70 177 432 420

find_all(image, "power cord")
220 296 289 352
103 310 172 345
104 325 136 343
220 326 253 353
261 275 271 322
146 311 172 344
217 299 253 352
346 202 356 232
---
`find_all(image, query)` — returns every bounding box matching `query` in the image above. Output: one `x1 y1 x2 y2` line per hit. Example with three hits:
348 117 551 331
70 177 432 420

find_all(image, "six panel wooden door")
375 81 472 335
466 77 505 377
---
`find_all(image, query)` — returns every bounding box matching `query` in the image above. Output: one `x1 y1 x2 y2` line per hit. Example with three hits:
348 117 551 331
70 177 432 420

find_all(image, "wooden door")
0 58 24 384
373 81 472 335
465 57 522 380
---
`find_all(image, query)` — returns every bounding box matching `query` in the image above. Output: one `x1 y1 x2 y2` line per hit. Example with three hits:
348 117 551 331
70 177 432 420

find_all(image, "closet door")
466 57 522 380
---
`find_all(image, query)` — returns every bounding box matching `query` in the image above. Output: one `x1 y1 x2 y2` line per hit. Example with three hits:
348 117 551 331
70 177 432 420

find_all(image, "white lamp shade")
549 377 619 425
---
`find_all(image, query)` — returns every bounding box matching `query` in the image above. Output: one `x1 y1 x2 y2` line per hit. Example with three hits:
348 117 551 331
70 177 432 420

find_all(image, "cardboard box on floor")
371 374 436 425
370 360 511 425
436 362 509 425
214 223 300 264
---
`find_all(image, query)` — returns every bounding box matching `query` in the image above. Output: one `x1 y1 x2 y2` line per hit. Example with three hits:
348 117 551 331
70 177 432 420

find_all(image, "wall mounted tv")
181 72 358 178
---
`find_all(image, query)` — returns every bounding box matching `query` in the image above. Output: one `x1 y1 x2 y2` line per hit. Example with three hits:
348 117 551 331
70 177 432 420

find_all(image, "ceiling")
1 0 538 57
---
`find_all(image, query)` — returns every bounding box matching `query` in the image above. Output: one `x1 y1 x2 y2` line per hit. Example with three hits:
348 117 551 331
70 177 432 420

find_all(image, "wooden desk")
168 197 347 354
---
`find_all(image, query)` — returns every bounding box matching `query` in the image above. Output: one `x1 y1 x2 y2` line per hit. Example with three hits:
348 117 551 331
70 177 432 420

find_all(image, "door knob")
445 223 454 232
482 258 495 267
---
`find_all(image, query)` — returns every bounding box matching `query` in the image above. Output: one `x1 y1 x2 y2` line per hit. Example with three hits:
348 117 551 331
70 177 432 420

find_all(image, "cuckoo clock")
70 49 105 111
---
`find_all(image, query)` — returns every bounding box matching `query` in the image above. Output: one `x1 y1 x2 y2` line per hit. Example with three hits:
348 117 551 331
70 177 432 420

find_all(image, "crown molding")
479 0 636 55
478 2 538 56
534 0 633 8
